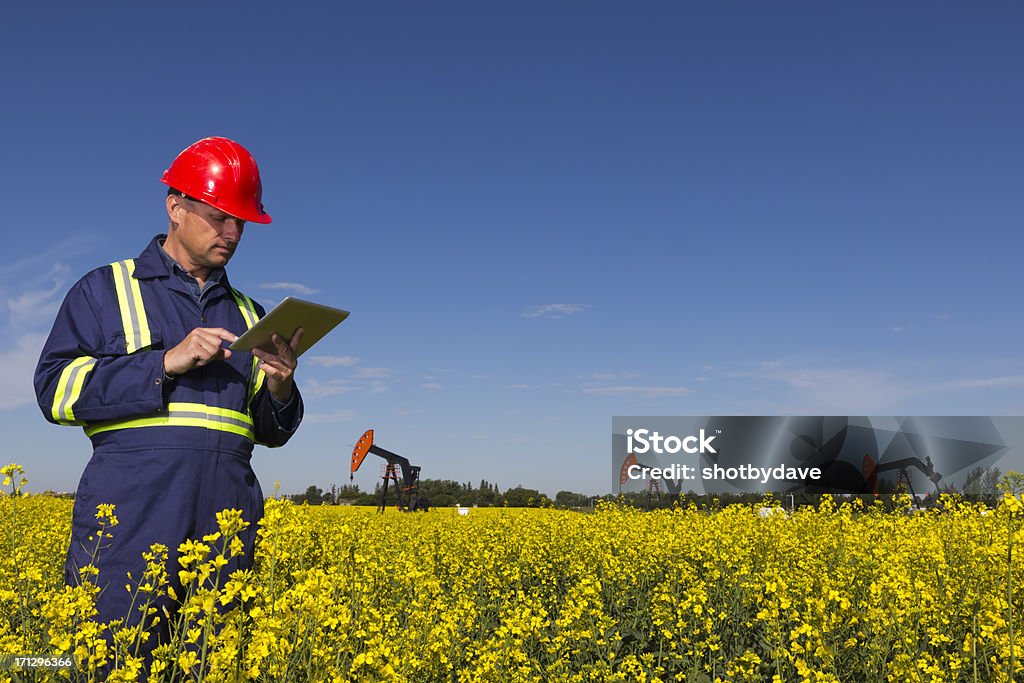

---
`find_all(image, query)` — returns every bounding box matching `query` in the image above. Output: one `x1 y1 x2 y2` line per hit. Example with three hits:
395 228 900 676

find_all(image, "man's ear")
166 194 185 228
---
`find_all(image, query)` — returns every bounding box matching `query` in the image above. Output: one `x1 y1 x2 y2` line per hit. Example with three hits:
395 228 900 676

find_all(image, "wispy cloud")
580 372 637 382
4 263 71 328
521 304 591 319
577 371 689 398
307 355 360 368
712 356 1024 414
725 360 914 413
259 282 319 296
0 260 77 412
353 367 395 379
0 236 94 280
303 409 357 424
397 407 427 416
0 333 48 409
582 385 692 398
941 376 1024 390
505 383 566 391
421 383 443 390
302 379 356 398
302 365 398 399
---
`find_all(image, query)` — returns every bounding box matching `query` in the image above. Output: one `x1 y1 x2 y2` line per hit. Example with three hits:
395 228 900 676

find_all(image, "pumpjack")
618 452 666 510
350 429 429 512
863 454 943 507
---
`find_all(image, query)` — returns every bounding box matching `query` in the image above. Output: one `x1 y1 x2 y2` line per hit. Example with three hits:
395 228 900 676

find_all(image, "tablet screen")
229 297 349 357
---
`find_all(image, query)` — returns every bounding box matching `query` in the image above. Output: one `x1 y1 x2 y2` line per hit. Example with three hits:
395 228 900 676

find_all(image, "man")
34 136 302 648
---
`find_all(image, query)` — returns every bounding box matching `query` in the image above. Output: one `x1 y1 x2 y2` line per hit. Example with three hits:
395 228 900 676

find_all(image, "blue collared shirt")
157 238 225 303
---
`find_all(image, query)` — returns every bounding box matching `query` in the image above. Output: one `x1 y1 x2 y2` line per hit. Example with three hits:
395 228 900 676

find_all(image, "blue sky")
1 2 1022 497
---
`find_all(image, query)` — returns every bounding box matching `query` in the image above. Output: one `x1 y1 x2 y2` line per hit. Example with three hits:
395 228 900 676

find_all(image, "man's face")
166 195 246 271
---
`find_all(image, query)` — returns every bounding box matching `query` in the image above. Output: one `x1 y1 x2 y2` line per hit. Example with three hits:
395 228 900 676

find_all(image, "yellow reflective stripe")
126 261 152 350
51 356 97 423
83 402 255 440
110 261 134 351
110 259 152 353
187 403 252 423
251 363 266 400
230 288 266 405
85 417 254 440
231 289 258 330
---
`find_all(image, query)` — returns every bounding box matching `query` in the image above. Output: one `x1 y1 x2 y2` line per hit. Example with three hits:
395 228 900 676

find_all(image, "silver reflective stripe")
56 358 97 421
171 408 253 432
111 260 146 352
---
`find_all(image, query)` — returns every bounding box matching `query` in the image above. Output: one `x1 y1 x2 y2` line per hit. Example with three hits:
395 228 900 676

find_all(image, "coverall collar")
133 235 177 279
132 234 234 299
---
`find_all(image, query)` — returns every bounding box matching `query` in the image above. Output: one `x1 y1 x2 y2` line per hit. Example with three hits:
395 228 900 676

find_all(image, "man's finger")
193 336 231 362
253 354 283 371
252 347 275 364
271 333 291 358
200 327 240 343
187 330 233 354
194 329 238 346
288 327 304 352
260 363 288 379
192 338 217 358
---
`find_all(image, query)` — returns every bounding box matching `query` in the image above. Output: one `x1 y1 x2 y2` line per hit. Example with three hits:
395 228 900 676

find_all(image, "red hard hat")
160 137 272 224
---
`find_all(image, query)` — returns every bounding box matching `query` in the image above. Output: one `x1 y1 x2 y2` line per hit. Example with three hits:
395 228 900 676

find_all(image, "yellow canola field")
3 463 1024 683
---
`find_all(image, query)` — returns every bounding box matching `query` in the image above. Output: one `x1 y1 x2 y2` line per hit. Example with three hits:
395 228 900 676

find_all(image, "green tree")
291 485 324 505
963 466 1002 504
503 486 550 507
555 490 590 508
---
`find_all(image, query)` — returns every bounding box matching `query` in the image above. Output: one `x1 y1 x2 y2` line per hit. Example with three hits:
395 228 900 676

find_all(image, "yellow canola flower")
7 472 1024 681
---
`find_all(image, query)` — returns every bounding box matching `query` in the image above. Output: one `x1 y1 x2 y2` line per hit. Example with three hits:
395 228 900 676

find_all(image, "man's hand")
253 328 303 403
163 328 237 377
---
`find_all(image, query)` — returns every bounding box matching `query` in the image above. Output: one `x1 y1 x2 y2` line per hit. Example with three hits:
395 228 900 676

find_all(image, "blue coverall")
33 234 302 642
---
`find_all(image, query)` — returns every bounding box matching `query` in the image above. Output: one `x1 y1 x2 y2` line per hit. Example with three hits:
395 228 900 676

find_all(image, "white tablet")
229 297 349 357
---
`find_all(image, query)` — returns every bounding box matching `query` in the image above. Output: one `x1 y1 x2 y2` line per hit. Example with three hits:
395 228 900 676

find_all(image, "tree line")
288 478 599 508
288 466 1016 510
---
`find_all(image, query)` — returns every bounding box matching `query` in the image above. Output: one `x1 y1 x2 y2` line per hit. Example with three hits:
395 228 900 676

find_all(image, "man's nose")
223 220 245 242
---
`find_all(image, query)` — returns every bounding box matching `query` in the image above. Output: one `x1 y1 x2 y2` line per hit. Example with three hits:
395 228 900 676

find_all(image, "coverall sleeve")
250 384 304 447
34 272 167 425
246 299 303 448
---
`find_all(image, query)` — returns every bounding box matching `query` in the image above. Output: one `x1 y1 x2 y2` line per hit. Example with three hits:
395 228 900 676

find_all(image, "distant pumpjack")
863 454 943 506
619 452 664 510
350 429 428 512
